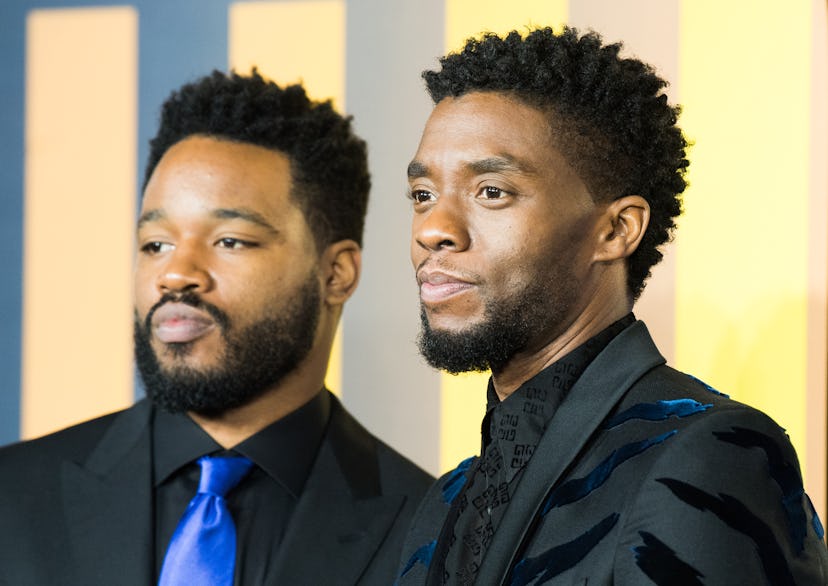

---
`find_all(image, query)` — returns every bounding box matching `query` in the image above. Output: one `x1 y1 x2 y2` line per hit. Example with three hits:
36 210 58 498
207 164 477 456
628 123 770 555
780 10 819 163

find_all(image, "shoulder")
0 406 130 473
606 367 828 584
0 405 136 539
320 395 436 584
396 457 476 584
327 394 434 496
614 365 803 478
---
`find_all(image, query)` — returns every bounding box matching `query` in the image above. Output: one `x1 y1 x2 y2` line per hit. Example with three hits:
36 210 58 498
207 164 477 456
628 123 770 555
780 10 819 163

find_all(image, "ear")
320 239 361 306
592 195 650 262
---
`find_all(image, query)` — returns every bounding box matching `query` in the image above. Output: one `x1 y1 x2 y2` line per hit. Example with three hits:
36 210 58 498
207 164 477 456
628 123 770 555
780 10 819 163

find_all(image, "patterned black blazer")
397 321 828 585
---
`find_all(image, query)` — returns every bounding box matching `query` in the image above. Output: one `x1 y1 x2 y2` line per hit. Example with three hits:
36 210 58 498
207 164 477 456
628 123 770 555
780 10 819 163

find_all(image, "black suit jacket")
398 321 828 585
0 392 433 585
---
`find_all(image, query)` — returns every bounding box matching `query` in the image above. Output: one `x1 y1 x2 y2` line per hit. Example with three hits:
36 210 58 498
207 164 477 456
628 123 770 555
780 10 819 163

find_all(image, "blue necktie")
158 456 253 586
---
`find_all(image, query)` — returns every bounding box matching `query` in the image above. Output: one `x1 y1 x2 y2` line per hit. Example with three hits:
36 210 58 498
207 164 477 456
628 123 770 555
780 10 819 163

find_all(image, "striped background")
1 0 825 523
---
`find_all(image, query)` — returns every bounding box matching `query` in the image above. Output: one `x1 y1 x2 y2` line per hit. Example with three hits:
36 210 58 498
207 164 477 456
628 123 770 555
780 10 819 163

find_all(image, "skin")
408 92 649 400
136 135 360 447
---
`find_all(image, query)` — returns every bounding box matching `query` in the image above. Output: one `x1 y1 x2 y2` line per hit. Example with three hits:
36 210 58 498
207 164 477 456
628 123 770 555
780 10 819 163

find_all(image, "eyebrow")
407 160 428 179
136 207 278 234
137 209 164 230
468 155 536 176
406 155 536 179
212 207 278 233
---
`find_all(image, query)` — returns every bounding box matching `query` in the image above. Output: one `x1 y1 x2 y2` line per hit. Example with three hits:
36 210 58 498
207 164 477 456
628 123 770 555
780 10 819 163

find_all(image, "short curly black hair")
423 27 688 300
144 69 370 248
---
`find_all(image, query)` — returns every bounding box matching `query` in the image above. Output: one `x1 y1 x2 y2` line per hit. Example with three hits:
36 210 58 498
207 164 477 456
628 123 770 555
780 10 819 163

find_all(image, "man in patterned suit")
397 27 828 585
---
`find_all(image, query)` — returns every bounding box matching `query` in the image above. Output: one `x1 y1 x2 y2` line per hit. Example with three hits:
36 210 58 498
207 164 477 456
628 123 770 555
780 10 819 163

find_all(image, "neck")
188 376 323 449
189 313 337 448
491 289 630 401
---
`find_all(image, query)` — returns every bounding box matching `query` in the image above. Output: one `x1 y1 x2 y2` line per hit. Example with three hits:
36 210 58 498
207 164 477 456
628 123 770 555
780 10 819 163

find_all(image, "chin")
426 315 481 335
156 337 219 361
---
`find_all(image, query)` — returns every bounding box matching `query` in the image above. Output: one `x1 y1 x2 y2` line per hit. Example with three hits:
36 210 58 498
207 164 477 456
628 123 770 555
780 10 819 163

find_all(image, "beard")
417 267 579 375
134 276 320 417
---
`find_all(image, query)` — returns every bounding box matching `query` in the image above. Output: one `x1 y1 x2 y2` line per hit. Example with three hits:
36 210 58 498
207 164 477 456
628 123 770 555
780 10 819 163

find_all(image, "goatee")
417 269 578 374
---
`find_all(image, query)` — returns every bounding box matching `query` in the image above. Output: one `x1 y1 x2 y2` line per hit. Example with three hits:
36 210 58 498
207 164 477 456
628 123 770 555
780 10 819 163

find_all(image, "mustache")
415 258 482 283
143 290 230 333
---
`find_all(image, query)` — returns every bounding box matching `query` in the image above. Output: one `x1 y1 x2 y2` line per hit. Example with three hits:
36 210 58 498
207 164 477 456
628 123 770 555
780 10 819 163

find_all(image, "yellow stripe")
228 0 345 109
439 1 568 473
446 0 568 51
229 0 345 395
22 7 137 438
676 1 810 461
806 0 828 523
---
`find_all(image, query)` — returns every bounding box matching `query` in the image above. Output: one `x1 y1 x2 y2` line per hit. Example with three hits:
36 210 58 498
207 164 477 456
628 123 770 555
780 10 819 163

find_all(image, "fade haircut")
144 69 370 248
423 27 688 299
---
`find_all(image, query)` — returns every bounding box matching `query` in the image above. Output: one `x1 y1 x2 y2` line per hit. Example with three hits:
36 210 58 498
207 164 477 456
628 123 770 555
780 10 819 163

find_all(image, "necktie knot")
197 455 253 497
158 455 253 586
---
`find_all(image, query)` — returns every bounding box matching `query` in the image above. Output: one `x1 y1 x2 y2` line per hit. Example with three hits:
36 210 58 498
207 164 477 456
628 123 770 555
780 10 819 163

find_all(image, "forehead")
141 135 295 216
414 92 555 172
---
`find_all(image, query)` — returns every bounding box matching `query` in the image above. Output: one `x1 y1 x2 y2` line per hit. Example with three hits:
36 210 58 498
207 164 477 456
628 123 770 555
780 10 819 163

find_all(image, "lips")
151 302 216 344
417 269 475 304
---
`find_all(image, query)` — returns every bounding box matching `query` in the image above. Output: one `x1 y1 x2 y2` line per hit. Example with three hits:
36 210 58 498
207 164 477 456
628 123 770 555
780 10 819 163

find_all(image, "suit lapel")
478 321 666 583
271 395 405 584
62 400 154 586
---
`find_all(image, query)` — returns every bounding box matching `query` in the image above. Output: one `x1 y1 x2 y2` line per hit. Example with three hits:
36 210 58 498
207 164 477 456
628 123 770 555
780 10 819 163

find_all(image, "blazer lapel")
270 395 406 585
478 321 666 583
62 400 154 586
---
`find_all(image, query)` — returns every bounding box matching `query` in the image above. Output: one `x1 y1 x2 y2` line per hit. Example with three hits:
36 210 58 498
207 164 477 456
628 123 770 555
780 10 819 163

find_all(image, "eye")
140 241 173 255
408 189 435 204
480 185 508 199
216 237 257 250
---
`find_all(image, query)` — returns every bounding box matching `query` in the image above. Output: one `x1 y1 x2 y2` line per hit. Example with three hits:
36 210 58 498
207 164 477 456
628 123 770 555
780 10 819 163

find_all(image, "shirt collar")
152 389 331 498
485 313 636 435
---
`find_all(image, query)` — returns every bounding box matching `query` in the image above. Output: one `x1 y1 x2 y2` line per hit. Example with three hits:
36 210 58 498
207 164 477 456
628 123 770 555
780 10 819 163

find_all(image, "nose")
413 197 470 253
156 244 213 295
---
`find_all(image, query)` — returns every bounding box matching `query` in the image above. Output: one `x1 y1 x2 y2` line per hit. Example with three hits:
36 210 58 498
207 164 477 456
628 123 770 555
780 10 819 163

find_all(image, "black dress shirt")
152 389 331 585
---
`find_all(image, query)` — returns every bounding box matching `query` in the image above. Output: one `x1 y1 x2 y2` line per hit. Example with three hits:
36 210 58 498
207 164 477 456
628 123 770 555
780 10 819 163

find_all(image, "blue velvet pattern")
542 431 677 515
398 540 437 580
510 513 619 586
441 456 475 504
807 495 825 540
714 426 810 552
605 399 712 429
687 375 729 398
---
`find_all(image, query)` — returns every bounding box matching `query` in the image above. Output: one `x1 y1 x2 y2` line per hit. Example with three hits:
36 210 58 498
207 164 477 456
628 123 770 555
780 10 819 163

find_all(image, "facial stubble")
417 264 580 375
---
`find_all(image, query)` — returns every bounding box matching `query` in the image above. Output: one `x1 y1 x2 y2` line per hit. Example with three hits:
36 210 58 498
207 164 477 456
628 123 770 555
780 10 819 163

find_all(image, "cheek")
410 239 424 268
133 275 156 317
410 217 427 264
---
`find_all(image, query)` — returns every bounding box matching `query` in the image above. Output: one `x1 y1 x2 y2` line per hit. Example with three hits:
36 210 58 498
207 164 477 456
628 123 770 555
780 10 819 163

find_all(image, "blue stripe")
442 456 474 504
0 1 28 445
397 540 436 580
511 513 619 585
605 399 712 429
542 431 677 514
714 426 813 552
687 375 729 398
0 1 236 439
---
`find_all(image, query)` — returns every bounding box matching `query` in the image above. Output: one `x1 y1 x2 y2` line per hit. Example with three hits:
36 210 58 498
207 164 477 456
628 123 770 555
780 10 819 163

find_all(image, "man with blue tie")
0 69 432 585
